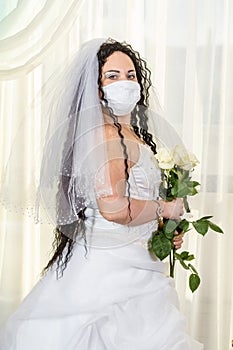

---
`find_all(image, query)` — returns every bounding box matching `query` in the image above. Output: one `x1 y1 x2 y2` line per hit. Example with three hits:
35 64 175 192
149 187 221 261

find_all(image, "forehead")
102 51 135 71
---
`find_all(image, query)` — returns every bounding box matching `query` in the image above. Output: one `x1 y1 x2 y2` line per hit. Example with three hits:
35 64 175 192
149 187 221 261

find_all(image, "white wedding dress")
0 144 203 349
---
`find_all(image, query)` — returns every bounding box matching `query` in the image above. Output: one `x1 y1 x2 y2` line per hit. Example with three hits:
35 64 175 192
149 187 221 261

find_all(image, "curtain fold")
0 0 85 78
0 1 232 349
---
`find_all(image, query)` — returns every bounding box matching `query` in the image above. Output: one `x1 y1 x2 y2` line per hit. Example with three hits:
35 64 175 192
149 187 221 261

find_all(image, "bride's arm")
96 154 183 227
96 125 183 226
97 193 183 227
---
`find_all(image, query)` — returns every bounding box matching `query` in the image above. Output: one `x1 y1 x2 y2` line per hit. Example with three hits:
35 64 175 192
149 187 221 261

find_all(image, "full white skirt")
0 234 203 350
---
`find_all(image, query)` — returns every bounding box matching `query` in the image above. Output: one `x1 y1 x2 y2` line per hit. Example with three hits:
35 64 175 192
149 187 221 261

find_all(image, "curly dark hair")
97 38 157 152
97 38 151 106
43 39 157 277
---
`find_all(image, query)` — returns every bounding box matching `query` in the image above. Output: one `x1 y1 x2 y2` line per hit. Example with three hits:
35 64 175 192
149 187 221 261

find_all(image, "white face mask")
102 80 141 116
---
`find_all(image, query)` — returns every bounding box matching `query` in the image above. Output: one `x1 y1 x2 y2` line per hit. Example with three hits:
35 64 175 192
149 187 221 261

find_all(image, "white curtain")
0 1 232 349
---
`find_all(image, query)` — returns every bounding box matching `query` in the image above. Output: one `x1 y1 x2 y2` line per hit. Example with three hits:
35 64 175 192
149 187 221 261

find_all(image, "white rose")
173 145 198 170
189 152 199 168
156 148 174 169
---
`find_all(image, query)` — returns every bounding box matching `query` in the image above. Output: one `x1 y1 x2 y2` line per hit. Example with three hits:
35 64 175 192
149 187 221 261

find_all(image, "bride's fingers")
173 231 184 249
174 239 183 249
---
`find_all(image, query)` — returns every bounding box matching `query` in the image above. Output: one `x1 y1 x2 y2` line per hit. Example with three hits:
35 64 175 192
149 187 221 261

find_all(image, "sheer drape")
0 1 232 349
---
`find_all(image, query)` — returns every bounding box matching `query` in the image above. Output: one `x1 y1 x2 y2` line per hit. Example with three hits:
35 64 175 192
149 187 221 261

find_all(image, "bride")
0 38 203 349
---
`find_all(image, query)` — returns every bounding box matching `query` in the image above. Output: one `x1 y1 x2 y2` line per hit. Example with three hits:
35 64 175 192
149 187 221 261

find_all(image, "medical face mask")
102 80 141 116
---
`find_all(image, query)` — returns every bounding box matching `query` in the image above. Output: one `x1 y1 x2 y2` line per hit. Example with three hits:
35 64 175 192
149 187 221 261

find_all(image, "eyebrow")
104 69 136 74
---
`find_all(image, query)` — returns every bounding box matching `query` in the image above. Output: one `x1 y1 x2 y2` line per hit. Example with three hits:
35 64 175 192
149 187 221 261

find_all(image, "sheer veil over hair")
0 38 184 250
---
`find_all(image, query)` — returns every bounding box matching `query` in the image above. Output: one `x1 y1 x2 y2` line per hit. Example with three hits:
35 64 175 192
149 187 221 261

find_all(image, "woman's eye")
105 73 118 80
128 73 136 79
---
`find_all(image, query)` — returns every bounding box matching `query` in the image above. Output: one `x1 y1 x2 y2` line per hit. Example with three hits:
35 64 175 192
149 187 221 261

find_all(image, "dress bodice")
81 143 161 248
127 143 161 200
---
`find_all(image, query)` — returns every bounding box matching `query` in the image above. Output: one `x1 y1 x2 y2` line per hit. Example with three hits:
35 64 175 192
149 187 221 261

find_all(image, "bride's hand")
161 199 184 249
161 198 184 221
173 230 184 249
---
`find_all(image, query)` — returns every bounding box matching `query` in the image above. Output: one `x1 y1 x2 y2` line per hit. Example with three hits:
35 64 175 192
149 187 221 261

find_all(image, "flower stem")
183 196 190 213
169 248 175 278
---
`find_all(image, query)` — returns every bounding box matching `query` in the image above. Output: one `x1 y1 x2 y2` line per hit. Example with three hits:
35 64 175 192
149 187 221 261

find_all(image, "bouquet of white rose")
148 145 223 292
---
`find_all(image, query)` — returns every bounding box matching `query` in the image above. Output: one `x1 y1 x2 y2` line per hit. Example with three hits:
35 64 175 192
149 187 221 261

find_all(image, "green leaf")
170 184 178 197
166 196 175 202
170 169 178 180
178 251 195 261
189 274 201 293
177 169 190 180
190 187 198 196
163 220 178 239
148 238 152 250
199 215 213 220
188 263 199 275
174 252 189 270
192 180 201 187
186 254 195 261
186 180 200 188
151 233 172 260
192 220 209 236
174 251 195 272
208 221 224 233
180 251 189 259
178 219 190 232
172 181 191 198
179 259 190 270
